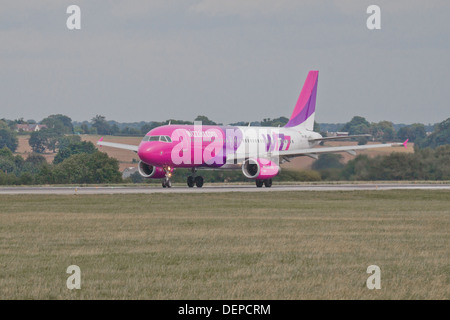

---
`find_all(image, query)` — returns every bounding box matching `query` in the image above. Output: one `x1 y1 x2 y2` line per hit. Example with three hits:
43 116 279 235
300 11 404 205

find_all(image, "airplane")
97 70 407 188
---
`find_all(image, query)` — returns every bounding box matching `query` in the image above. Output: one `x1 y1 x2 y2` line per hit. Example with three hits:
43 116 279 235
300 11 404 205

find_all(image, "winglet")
403 139 409 148
98 137 104 148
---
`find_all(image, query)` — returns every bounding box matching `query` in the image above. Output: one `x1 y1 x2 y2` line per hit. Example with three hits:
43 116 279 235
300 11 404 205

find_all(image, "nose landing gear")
161 166 174 188
162 178 172 188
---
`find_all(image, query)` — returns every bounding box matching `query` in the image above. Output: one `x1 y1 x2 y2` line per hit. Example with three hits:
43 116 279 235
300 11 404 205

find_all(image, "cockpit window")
142 135 172 143
142 135 159 141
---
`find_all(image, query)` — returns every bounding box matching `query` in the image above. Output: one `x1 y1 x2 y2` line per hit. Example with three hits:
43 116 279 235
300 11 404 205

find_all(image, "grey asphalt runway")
0 183 448 195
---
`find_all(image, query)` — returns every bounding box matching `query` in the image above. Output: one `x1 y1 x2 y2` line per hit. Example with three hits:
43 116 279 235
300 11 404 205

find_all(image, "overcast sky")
1 0 449 125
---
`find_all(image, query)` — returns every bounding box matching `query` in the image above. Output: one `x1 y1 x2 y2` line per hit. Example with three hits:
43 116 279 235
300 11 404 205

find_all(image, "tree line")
0 113 448 185
0 139 121 185
311 145 449 181
2 113 449 153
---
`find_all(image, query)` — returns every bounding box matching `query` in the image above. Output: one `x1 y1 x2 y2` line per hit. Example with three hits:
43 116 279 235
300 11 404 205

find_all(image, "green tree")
357 136 369 145
312 154 344 170
341 116 370 135
0 120 19 152
141 123 158 135
415 118 449 149
260 117 289 127
18 172 34 185
81 123 90 134
52 151 122 184
194 115 217 125
22 153 47 175
340 145 450 181
29 129 62 153
29 130 47 153
36 163 54 184
25 153 47 167
57 135 82 150
397 123 426 142
111 124 120 135
91 115 111 135
0 147 24 176
120 127 141 136
0 157 15 175
53 141 97 164
377 121 395 141
41 114 73 134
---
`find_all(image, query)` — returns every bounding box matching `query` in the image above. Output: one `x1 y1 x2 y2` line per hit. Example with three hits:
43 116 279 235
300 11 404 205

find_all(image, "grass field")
0 190 448 300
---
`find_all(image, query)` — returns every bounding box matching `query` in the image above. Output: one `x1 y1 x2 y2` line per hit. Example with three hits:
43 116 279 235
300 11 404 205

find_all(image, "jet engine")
138 161 166 179
242 158 280 180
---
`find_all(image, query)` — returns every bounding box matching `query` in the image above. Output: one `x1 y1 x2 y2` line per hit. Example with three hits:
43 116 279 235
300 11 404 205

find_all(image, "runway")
0 183 449 195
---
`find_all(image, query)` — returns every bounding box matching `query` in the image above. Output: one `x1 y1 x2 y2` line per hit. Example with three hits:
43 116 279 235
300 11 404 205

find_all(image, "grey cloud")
0 1 449 125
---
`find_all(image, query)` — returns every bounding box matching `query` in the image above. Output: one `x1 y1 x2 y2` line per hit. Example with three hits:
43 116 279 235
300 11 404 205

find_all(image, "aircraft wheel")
187 176 194 188
255 180 264 188
162 179 172 188
195 176 204 188
264 179 272 188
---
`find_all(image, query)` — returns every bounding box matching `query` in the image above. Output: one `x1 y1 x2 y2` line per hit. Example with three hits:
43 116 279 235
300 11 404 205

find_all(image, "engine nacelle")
242 158 280 180
138 161 166 179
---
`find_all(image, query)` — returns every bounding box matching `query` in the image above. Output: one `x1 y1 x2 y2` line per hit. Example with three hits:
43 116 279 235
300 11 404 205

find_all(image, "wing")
308 134 371 142
97 139 139 152
278 141 406 159
234 140 407 162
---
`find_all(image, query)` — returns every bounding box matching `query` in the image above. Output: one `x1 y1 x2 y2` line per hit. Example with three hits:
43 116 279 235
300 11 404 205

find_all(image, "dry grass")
0 190 448 300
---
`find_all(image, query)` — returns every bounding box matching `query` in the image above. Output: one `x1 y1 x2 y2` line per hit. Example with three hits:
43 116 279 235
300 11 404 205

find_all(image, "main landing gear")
187 168 204 188
255 179 272 188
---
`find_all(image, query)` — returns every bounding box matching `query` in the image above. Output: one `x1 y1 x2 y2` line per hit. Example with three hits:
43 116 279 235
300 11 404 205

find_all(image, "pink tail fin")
284 70 319 130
